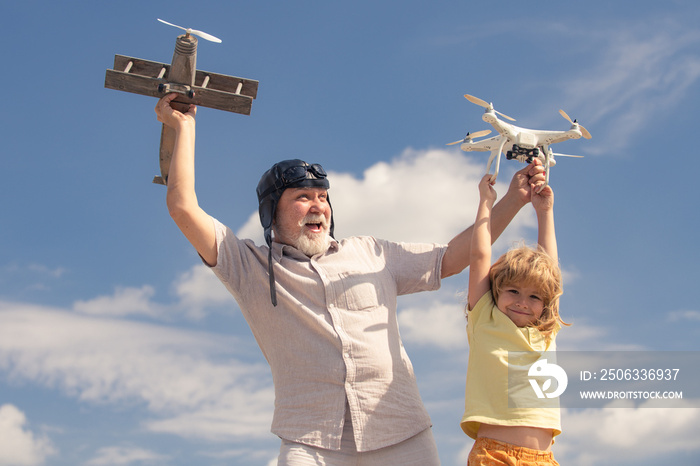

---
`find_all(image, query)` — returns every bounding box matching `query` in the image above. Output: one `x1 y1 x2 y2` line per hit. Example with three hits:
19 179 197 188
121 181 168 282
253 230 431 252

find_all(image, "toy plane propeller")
452 93 592 190
157 18 222 43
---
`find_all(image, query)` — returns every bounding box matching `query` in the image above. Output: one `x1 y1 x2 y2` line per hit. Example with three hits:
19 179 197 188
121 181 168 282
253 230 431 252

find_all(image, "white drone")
448 94 591 188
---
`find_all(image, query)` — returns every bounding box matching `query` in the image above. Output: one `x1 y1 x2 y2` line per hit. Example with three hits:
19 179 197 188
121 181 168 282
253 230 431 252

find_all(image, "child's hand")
478 174 497 204
531 183 554 213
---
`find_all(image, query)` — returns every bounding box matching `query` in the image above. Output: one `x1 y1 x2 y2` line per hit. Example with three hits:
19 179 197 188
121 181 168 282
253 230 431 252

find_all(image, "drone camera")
507 144 542 163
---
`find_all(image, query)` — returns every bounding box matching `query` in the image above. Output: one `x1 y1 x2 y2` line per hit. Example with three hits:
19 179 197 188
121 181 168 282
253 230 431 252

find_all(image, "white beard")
295 229 331 257
275 214 331 257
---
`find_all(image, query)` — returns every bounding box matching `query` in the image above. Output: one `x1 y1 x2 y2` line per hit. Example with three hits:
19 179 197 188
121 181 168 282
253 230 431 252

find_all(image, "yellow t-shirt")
460 291 562 439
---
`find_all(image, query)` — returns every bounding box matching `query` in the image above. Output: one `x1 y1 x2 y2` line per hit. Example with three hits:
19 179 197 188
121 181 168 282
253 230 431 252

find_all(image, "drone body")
105 19 259 185
449 94 591 187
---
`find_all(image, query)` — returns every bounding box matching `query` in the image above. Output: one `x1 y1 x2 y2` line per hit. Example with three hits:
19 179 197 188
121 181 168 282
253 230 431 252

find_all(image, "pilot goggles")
279 163 327 185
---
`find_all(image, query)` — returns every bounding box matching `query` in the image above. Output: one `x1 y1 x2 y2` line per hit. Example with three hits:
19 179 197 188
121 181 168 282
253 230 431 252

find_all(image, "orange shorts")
468 437 559 466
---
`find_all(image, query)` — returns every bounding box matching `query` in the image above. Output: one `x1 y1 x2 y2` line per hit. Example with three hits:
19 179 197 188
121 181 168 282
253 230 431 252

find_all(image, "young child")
461 172 567 465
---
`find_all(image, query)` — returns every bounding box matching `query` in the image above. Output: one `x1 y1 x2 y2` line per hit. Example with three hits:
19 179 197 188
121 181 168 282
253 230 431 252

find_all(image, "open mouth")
305 222 323 233
302 214 327 234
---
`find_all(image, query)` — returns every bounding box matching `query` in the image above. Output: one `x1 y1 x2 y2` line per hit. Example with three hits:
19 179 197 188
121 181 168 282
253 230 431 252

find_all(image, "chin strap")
264 229 278 307
268 246 278 307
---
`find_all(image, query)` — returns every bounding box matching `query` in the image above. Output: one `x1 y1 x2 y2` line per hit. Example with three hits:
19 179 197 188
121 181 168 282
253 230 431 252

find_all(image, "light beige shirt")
210 217 446 451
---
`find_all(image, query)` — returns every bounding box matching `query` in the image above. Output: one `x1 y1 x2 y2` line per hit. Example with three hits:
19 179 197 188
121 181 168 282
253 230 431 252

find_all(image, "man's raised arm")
440 161 545 278
155 94 218 266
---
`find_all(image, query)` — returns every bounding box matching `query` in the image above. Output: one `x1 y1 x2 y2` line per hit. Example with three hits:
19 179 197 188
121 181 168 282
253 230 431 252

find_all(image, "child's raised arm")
468 175 497 310
532 184 557 263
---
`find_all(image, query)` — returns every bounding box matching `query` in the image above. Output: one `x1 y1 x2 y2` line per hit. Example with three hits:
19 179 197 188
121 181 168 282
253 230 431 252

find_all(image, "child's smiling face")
496 283 545 327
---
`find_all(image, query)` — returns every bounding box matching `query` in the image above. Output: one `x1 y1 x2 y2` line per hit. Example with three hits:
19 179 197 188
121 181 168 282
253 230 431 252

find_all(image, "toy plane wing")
105 55 258 115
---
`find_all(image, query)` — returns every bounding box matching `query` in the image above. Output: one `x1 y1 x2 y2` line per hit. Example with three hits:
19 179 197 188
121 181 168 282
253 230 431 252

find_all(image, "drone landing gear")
485 138 509 184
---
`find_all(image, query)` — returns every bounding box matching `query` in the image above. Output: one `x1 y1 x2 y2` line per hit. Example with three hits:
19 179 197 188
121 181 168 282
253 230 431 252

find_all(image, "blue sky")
2 1 700 465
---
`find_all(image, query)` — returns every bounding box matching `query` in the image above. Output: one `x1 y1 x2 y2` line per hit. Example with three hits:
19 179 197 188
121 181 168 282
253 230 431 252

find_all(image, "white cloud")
398 300 468 350
71 265 235 320
237 148 537 248
145 392 274 442
557 320 647 351
85 446 168 466
330 148 487 244
73 285 163 318
236 211 263 245
27 264 67 279
172 265 236 318
0 263 68 294
560 26 700 154
0 404 56 466
559 265 579 287
199 447 279 466
668 310 700 322
0 302 273 442
556 401 700 465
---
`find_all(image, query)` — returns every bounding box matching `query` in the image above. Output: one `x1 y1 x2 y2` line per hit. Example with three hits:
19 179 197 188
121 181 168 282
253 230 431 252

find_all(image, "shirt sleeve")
207 216 270 303
377 239 448 296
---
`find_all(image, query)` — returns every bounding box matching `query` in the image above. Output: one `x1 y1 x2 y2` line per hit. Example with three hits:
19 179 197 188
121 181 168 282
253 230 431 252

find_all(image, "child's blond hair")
489 244 568 340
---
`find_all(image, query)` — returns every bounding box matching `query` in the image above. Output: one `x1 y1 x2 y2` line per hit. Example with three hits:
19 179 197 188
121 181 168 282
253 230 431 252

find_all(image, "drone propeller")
552 152 584 158
559 109 592 139
446 129 491 146
464 94 516 121
157 18 222 43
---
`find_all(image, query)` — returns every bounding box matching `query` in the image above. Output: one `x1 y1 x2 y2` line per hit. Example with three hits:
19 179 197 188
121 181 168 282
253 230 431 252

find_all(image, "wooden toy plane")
105 19 259 185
